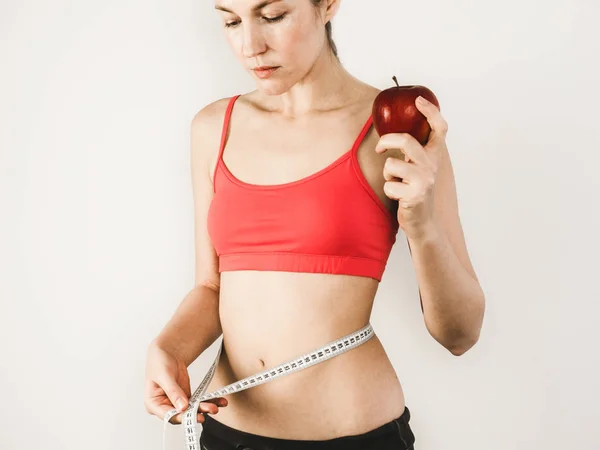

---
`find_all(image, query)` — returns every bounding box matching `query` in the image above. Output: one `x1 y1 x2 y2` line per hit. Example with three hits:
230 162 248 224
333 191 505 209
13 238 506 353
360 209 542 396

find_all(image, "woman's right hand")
144 341 228 424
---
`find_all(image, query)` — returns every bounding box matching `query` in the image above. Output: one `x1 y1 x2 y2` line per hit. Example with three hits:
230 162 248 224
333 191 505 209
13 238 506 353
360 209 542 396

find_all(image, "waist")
207 332 406 439
206 273 404 437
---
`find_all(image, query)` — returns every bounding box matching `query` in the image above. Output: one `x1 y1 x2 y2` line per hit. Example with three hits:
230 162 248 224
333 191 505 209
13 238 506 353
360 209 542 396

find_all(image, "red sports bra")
207 94 400 282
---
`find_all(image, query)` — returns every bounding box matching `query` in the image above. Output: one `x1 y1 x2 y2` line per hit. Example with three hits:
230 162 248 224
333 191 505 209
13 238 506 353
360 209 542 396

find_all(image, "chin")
257 81 292 96
260 88 287 96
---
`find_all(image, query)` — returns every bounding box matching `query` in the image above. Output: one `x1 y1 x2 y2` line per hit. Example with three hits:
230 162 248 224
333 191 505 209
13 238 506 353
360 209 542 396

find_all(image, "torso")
204 85 407 439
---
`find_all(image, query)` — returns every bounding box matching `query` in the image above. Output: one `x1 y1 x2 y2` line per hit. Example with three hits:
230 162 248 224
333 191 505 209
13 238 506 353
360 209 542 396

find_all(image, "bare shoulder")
354 83 381 109
189 96 239 175
190 92 258 145
191 96 233 137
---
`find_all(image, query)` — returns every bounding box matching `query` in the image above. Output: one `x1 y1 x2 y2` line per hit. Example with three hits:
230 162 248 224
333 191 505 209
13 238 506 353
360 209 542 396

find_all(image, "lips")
253 66 279 79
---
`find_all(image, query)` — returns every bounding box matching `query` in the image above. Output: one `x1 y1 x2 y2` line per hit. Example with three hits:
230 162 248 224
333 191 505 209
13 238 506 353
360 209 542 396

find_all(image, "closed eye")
225 14 286 28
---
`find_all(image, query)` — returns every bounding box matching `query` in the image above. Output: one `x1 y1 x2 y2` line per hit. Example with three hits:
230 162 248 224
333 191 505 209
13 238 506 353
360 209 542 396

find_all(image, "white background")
1 0 598 449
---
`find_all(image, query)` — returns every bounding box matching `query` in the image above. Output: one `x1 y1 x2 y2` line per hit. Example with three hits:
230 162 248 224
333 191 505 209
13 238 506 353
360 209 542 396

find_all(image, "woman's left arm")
376 95 485 356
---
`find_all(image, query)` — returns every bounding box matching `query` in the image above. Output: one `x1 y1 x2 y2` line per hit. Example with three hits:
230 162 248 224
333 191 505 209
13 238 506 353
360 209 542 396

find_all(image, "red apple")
372 76 440 146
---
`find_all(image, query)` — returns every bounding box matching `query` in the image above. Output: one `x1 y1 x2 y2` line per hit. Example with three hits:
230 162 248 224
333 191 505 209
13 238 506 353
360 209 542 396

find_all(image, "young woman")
144 1 485 449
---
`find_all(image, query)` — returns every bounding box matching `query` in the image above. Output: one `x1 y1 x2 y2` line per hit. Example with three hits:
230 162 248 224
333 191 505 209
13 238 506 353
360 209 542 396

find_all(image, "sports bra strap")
351 114 374 157
214 94 241 192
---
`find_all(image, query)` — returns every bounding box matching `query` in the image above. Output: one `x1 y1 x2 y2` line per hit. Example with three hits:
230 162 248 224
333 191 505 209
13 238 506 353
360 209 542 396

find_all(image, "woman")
144 1 486 449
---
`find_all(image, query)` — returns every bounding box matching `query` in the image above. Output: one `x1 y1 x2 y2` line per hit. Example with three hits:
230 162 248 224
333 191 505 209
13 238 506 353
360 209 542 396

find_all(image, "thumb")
158 374 189 412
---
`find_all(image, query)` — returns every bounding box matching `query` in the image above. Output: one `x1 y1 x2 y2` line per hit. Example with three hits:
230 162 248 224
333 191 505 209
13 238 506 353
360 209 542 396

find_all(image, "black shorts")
199 405 416 450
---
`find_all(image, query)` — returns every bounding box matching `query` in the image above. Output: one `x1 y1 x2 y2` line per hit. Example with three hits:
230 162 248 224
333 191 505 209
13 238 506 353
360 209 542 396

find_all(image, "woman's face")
214 0 327 94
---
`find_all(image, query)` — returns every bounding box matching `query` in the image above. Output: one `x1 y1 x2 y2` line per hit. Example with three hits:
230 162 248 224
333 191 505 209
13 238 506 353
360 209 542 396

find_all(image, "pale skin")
148 0 485 437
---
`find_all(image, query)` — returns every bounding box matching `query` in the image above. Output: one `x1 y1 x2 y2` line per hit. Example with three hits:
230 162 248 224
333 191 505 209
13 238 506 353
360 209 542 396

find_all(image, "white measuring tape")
162 322 375 450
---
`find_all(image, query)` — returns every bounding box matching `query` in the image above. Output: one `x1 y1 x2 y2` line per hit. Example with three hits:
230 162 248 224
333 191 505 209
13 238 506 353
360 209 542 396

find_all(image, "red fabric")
207 95 400 282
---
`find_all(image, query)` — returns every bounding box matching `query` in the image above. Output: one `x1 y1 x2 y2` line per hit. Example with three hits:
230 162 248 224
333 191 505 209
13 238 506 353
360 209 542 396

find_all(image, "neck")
264 47 367 119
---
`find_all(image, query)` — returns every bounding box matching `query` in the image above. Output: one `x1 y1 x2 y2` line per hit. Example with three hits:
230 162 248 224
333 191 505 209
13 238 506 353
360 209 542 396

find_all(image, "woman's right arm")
150 284 221 368
145 99 230 423
150 99 226 366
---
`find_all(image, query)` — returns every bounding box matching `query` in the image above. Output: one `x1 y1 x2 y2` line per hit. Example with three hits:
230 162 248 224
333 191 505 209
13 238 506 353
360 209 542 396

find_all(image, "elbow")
444 323 483 356
429 328 480 356
430 320 483 356
445 321 483 356
448 297 485 356
446 336 479 356
426 293 486 356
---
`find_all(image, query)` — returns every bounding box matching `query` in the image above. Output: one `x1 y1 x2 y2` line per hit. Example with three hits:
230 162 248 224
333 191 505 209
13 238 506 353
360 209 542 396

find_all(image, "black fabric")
199 405 415 450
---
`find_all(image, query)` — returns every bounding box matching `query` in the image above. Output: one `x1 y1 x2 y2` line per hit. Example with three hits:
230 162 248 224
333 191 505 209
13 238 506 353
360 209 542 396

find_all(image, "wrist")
149 335 177 356
406 218 442 244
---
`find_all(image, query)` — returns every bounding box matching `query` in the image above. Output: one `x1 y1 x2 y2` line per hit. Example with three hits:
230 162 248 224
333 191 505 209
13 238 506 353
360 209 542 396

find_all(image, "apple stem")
392 75 400 88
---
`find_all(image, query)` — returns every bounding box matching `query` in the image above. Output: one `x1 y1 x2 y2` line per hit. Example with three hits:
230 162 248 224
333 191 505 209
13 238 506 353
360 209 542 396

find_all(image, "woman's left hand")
375 95 448 240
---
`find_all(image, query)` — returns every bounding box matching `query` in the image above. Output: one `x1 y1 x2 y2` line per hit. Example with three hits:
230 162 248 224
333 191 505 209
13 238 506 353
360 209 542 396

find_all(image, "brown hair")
310 0 339 59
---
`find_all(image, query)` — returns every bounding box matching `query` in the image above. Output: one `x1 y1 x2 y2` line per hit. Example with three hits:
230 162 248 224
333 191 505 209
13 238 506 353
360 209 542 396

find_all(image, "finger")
384 157 414 183
195 397 227 409
213 397 228 407
146 394 227 422
198 401 220 414
151 404 208 424
148 402 187 424
376 133 428 167
415 96 448 145
383 180 412 201
156 374 189 413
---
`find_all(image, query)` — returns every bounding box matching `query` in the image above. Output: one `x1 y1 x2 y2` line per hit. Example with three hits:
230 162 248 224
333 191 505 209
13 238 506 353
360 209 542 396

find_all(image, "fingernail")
176 398 186 411
417 96 427 104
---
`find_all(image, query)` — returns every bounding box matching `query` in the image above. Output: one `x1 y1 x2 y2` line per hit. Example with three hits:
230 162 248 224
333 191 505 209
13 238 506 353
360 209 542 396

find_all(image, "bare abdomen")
202 270 406 439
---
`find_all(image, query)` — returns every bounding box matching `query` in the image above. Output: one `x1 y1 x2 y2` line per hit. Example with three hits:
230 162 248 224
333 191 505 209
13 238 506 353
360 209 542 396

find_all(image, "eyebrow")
215 0 283 13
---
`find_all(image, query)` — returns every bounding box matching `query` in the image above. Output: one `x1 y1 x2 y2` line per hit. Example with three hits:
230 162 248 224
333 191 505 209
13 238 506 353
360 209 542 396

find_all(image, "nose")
241 23 267 59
